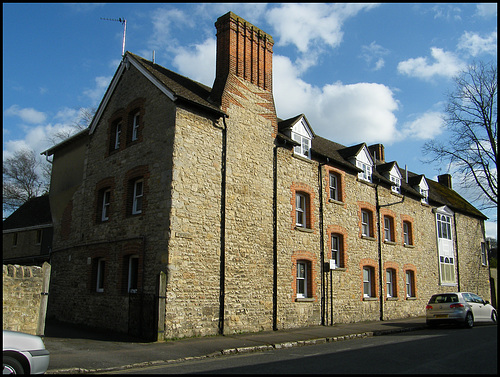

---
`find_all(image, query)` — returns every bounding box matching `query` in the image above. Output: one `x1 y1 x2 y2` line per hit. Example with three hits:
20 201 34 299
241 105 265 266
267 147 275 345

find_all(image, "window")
384 216 394 242
128 255 139 293
363 266 375 298
437 214 452 240
96 258 105 293
403 221 413 246
12 232 18 246
329 173 339 201
36 229 42 245
390 175 401 194
405 270 415 298
440 256 455 284
292 133 311 159
132 179 144 215
361 210 372 237
296 261 309 298
481 243 488 266
295 193 308 228
420 188 428 204
357 161 372 182
114 123 122 150
331 234 342 268
131 112 140 141
101 189 111 221
386 269 396 298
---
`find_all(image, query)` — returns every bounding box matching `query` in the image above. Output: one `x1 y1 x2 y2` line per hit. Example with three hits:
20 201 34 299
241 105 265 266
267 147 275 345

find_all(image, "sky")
2 3 497 238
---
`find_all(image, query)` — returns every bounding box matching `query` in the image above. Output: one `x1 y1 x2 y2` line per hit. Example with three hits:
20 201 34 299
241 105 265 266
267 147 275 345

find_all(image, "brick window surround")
291 182 315 231
94 177 115 224
383 261 399 299
291 250 318 302
400 215 415 246
327 225 348 269
124 165 150 217
358 202 376 239
360 258 378 300
324 166 346 204
381 208 397 243
403 264 417 299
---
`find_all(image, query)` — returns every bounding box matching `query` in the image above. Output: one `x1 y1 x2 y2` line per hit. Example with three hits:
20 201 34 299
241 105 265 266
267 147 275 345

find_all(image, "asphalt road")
105 324 497 374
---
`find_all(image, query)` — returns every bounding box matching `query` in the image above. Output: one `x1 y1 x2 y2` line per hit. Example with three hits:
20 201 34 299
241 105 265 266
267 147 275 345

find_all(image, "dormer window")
390 175 401 193
351 145 374 183
357 161 372 182
420 188 428 204
413 176 429 204
292 132 311 159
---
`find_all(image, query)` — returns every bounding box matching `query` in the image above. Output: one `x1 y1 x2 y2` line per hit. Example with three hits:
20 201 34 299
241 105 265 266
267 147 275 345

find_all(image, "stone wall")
3 263 51 335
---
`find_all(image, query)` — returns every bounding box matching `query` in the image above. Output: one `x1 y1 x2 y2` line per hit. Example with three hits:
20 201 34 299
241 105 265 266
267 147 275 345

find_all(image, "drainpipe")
375 183 384 321
453 213 461 292
318 162 326 326
272 144 278 330
218 115 228 335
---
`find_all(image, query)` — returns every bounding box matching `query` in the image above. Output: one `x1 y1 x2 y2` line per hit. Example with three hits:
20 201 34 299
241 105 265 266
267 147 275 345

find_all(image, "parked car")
426 292 497 328
3 330 50 374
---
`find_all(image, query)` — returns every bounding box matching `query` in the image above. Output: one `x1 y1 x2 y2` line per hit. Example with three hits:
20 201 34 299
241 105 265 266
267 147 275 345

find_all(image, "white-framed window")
329 173 338 201
132 112 140 141
296 261 308 298
361 210 371 237
357 161 372 182
390 175 401 194
331 234 340 268
384 216 394 242
96 258 105 293
363 266 375 298
437 214 452 240
128 255 139 293
386 269 396 298
440 257 455 284
403 221 413 246
295 193 307 228
405 270 415 298
114 123 122 150
101 189 111 221
420 188 428 204
292 133 311 159
132 179 143 215
481 243 488 266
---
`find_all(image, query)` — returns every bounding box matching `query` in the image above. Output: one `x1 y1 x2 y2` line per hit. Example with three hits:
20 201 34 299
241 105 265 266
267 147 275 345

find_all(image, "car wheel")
492 311 497 324
464 312 474 328
3 355 25 374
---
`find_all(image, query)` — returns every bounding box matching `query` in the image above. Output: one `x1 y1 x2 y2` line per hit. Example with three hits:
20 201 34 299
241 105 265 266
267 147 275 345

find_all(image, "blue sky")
3 3 497 237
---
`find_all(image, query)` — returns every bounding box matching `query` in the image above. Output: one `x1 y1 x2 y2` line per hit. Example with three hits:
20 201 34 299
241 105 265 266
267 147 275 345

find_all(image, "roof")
3 195 52 231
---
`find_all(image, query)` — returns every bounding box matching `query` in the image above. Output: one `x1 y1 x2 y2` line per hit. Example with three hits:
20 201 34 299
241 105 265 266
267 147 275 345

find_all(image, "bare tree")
3 149 51 215
423 61 497 210
48 107 95 145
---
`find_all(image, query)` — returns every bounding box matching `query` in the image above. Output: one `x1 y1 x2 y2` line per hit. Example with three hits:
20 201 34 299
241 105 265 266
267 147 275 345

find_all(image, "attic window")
357 161 372 182
390 175 401 194
292 132 311 159
420 188 428 204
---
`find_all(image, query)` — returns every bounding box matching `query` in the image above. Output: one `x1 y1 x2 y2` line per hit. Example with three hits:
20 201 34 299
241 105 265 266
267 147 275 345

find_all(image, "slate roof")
127 52 224 116
3 195 52 231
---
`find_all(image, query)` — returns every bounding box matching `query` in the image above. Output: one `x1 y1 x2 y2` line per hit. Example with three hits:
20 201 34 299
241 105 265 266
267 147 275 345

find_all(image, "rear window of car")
429 294 459 304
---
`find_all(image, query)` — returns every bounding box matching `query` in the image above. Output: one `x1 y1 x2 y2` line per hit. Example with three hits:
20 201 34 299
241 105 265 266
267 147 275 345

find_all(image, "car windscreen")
428 294 459 304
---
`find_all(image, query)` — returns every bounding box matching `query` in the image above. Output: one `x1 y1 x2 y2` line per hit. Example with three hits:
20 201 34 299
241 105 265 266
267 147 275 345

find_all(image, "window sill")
357 178 375 187
292 154 314 164
295 226 314 233
386 297 399 301
363 297 378 301
403 243 415 248
330 267 346 272
361 235 376 241
405 296 417 301
383 240 396 245
295 298 315 302
328 199 344 206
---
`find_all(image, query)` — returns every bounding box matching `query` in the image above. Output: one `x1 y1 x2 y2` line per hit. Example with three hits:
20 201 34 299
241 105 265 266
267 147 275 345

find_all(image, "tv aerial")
100 17 127 56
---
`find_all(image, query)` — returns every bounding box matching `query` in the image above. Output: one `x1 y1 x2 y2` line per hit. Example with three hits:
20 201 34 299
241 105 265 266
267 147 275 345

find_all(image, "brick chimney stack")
368 143 385 163
438 174 452 189
211 12 274 107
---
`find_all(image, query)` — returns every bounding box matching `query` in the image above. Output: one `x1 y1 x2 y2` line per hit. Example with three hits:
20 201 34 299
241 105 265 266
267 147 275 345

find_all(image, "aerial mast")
100 17 127 56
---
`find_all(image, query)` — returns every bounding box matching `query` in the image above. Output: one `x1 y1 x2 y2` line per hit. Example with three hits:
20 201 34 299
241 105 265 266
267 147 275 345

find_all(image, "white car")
426 292 497 328
3 330 50 374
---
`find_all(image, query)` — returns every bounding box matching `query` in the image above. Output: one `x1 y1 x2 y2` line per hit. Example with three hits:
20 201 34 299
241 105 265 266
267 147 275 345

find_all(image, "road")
106 324 497 374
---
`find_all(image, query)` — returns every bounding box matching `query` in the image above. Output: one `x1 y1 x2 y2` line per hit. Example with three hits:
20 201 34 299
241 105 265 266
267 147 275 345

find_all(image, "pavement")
43 316 428 374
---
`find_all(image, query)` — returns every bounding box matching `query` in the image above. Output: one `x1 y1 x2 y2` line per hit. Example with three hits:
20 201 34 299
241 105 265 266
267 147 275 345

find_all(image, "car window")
429 294 458 304
470 293 483 303
462 293 473 302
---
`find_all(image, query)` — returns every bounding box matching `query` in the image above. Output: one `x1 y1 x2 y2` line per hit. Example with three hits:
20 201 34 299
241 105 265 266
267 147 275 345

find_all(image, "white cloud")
397 47 466 80
266 3 378 53
458 31 497 57
4 105 47 124
475 3 497 18
401 112 445 140
273 55 399 145
172 38 216 86
360 41 389 71
83 76 112 106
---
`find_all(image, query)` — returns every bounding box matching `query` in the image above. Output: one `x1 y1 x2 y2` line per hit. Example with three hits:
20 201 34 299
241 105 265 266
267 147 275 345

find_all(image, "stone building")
43 12 490 340
3 195 53 266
